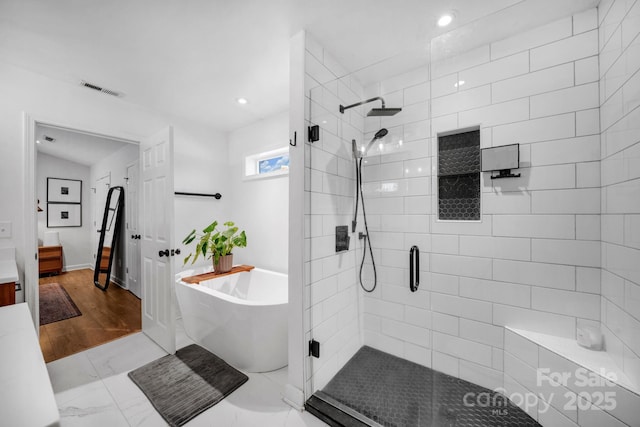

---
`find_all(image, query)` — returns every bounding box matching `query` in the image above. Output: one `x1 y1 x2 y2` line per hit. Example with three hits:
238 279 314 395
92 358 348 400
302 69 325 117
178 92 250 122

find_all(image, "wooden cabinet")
0 282 15 306
39 245 63 276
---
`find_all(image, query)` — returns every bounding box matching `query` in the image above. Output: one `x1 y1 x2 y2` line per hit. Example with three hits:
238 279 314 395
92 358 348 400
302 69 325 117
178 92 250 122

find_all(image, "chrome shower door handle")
409 245 419 292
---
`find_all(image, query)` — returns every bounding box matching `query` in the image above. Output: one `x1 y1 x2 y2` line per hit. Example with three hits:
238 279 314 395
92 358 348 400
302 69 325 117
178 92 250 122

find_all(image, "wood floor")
39 269 141 363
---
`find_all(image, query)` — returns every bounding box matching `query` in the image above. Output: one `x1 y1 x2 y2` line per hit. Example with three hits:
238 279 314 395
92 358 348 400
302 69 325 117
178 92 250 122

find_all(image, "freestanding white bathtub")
175 267 288 373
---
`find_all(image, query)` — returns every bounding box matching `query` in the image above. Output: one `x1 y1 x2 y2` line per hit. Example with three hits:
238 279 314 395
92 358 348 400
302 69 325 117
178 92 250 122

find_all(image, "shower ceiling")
0 0 599 132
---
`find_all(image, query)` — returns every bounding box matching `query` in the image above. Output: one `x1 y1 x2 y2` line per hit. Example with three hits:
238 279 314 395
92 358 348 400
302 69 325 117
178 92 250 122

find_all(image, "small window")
245 147 289 179
437 128 480 221
258 154 289 174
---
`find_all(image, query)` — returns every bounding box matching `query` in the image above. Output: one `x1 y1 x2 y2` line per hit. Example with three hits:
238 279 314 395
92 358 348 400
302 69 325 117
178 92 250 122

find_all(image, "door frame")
125 159 141 297
23 113 140 330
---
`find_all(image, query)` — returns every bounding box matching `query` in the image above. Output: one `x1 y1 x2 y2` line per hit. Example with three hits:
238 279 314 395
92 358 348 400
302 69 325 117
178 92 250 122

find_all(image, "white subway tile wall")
600 0 640 391
304 33 364 392
302 4 640 420
359 63 434 369
367 7 607 389
504 328 640 426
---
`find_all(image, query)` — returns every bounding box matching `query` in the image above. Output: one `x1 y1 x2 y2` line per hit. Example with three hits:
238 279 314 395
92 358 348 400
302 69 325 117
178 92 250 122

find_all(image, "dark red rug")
39 283 82 325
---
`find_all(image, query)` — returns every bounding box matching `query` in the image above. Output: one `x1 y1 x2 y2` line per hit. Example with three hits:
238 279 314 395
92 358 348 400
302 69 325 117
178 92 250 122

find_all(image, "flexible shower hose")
356 157 377 293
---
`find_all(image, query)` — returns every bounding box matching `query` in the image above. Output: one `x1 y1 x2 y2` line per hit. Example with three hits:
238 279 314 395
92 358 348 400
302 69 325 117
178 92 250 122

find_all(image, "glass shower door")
303 35 437 425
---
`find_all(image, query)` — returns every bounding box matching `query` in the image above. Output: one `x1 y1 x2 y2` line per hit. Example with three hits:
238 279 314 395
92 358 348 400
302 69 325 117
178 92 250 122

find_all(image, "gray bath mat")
128 344 248 426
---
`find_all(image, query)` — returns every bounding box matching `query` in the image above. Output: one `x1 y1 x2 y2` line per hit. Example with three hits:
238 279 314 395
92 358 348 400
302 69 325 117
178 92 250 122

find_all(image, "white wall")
173 124 230 273
36 152 92 270
0 59 229 307
227 111 289 273
599 0 640 389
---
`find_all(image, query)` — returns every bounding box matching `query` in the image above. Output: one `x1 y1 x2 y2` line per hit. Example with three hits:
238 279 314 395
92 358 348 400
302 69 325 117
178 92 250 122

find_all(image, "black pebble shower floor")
313 346 541 427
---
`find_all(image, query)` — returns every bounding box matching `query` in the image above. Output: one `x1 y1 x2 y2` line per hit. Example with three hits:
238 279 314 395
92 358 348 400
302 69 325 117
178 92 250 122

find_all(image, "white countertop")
0 303 60 427
0 260 19 283
0 247 19 284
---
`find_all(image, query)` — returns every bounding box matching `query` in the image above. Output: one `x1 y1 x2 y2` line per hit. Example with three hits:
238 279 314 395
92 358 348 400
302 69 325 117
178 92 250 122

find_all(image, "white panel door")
140 127 175 354
126 161 141 298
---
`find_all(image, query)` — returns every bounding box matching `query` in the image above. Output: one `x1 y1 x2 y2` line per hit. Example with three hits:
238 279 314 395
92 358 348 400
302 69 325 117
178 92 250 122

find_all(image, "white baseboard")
63 263 92 272
111 276 127 289
283 383 306 411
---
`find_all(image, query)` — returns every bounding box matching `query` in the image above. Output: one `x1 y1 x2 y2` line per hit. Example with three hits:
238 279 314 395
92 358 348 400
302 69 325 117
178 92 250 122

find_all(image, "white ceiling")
1 0 599 133
36 125 133 166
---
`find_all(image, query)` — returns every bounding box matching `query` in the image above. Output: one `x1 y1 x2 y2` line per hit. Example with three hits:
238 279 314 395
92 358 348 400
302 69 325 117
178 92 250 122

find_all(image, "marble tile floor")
45 322 327 427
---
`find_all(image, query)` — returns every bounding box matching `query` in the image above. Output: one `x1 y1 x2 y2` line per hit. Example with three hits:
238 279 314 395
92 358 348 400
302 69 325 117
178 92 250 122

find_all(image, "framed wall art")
47 178 82 203
47 203 82 228
47 177 82 228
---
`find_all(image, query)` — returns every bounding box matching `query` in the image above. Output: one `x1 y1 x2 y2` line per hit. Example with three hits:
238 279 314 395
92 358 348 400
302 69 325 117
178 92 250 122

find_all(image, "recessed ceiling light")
438 13 453 27
36 140 41 144
454 80 465 88
236 97 248 105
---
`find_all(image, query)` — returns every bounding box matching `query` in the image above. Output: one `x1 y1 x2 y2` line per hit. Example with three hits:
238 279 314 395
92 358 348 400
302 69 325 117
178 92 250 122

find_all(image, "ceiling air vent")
43 135 56 143
79 80 123 97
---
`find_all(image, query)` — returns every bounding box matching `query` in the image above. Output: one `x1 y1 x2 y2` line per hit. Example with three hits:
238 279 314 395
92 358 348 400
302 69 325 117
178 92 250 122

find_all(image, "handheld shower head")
374 128 389 139
352 139 362 159
352 128 389 159
352 129 389 159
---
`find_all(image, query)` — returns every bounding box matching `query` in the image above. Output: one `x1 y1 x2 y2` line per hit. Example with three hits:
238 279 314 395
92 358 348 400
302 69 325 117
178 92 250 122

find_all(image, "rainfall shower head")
367 108 403 117
340 97 402 117
353 128 389 159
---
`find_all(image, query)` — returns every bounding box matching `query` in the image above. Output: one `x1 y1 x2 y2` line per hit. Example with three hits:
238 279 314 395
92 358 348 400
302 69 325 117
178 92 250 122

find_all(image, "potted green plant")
182 220 247 273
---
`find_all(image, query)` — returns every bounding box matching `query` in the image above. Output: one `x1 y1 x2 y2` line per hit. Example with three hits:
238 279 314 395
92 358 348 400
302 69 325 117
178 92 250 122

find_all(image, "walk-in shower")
306 77 542 423
300 3 612 423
